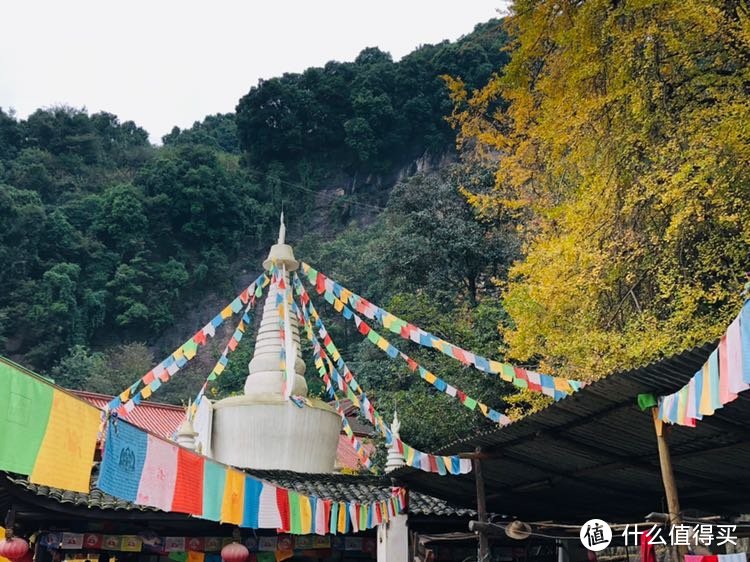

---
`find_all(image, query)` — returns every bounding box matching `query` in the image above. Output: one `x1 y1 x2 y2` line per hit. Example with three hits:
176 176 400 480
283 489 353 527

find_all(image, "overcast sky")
0 1 507 143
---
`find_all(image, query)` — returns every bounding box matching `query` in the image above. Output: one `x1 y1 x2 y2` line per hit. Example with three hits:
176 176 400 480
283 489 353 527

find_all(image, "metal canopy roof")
392 343 750 523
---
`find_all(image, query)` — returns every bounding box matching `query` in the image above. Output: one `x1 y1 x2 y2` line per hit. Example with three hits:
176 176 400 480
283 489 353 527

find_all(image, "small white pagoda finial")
385 410 405 473
278 210 286 245
175 410 198 451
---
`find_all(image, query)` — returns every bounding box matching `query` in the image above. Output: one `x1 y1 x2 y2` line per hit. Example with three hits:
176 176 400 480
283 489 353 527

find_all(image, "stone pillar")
377 514 409 562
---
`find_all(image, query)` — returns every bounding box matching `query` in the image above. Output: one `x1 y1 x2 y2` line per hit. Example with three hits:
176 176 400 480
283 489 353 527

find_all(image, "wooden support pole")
652 409 687 560
473 448 490 562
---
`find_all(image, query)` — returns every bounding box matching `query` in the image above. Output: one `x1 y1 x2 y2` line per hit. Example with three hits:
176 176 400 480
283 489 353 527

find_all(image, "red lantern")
0 538 30 561
15 551 33 562
220 542 249 562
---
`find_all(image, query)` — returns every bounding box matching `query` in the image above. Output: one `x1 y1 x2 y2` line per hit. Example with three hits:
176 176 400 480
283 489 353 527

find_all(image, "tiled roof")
72 390 185 439
245 470 473 517
4 469 472 519
5 471 155 513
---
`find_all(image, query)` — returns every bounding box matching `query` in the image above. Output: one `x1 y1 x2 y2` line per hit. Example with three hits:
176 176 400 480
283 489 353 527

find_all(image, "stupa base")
211 395 341 473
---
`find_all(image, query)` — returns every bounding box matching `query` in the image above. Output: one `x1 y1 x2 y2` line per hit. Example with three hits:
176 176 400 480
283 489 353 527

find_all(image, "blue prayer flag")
241 476 263 528
98 421 148 503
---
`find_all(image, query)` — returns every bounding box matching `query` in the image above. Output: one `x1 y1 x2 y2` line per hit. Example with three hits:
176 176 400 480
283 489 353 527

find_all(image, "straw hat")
505 520 532 540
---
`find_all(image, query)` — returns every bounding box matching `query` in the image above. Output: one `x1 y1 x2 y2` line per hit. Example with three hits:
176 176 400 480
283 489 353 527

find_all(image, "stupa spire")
246 211 306 397
278 210 286 245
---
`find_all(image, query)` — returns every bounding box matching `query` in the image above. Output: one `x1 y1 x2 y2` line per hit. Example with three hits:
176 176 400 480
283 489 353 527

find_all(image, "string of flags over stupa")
106 232 586 477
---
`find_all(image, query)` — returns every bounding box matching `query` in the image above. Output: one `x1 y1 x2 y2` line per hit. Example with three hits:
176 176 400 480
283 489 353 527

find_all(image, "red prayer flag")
193 331 207 346
323 499 332 532
228 338 239 351
276 488 291 532
239 288 250 304
358 322 371 336
142 371 155 385
171 448 204 515
457 390 467 402
316 274 326 294
406 358 418 372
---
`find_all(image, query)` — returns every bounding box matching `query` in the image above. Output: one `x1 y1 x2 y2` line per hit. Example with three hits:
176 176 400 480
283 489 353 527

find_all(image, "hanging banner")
657 300 750 426
301 263 584 400
0 358 99 493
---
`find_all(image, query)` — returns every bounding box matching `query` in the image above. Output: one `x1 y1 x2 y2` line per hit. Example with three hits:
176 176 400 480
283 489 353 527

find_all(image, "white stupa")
209 214 342 473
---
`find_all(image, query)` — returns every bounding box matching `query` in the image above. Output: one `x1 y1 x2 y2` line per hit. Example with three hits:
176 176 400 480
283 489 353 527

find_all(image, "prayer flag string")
109 273 269 417
188 282 266 419
304 283 510 426
301 263 584 400
657 299 750 426
293 299 375 471
293 274 471 476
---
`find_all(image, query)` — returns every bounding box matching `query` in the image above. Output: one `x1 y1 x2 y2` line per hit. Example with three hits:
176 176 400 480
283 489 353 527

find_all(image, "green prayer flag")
169 553 187 562
288 490 302 534
501 364 516 382
0 360 54 474
463 397 478 411
207 373 218 381
359 504 367 530
367 330 379 344
637 393 657 411
255 284 263 297
307 268 317 284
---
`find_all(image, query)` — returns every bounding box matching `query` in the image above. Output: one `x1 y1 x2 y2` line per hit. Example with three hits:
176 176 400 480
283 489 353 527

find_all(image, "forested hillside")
0 20 518 451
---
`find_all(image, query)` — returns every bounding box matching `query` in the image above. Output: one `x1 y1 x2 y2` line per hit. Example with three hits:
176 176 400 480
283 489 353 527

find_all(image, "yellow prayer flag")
299 494 313 534
340 288 352 304
119 388 131 402
220 469 245 525
140 386 153 399
488 360 503 374
376 337 389 352
554 377 571 392
214 363 225 375
333 299 344 312
382 313 394 329
478 403 488 415
423 372 437 384
338 501 347 533
332 349 341 362
29 390 100 493
405 446 415 465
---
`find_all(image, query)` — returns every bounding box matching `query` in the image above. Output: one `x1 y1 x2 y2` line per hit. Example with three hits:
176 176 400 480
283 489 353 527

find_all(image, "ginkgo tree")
447 0 750 378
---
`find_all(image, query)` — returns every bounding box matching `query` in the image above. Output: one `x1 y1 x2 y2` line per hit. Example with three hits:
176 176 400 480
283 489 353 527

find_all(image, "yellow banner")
220 469 245 525
29 390 99 493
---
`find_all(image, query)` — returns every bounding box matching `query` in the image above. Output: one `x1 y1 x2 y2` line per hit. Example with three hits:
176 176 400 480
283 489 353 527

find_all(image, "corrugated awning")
392 343 750 522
